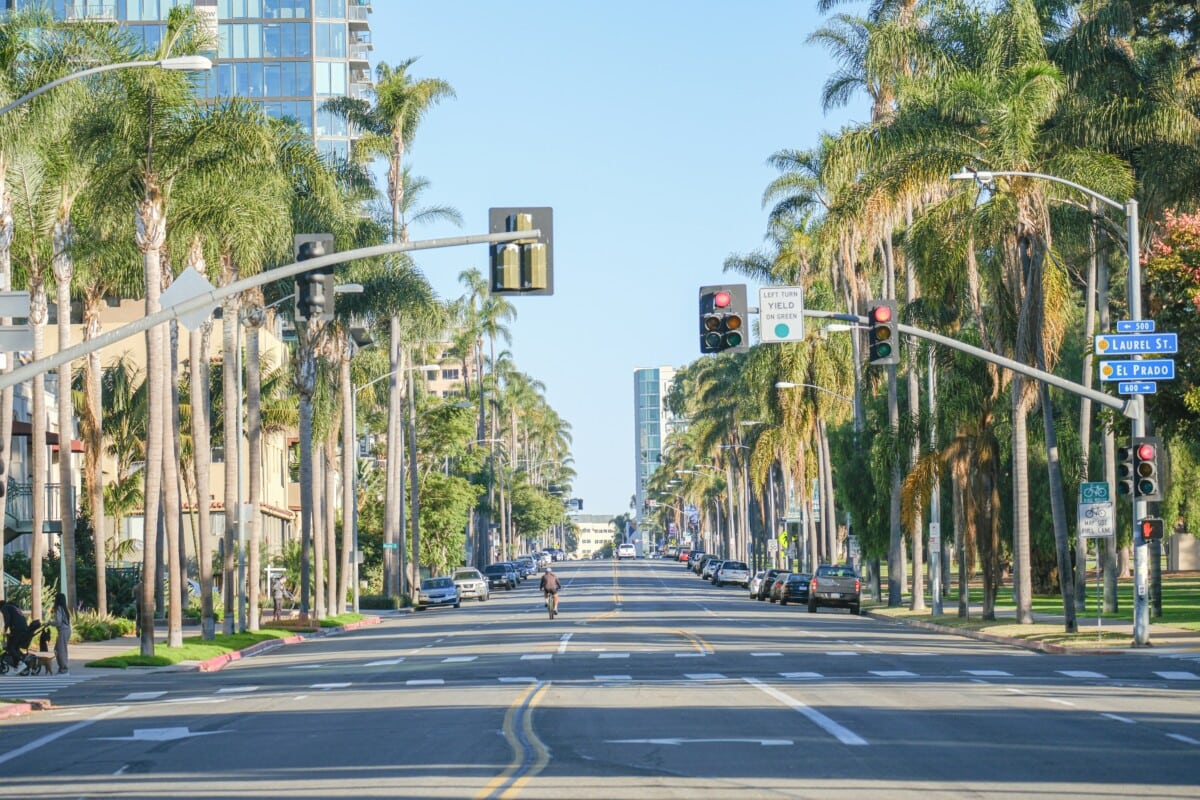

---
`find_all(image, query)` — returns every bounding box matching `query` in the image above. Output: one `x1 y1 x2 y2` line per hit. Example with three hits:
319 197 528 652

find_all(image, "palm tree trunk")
296 324 317 622
190 320 215 639
1075 201 1099 611
137 189 166 656
1011 381 1034 624
312 435 326 620
53 219 77 607
0 177 11 601
339 347 353 613
1097 237 1119 607
325 431 338 614
408 358 420 587
385 318 402 597
245 308 263 631
83 304 105 616
164 320 184 647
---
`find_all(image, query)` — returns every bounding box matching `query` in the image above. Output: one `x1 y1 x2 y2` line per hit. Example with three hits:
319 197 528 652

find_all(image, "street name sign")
1094 333 1177 356
1116 319 1155 333
1118 381 1157 395
1099 359 1175 382
759 286 805 343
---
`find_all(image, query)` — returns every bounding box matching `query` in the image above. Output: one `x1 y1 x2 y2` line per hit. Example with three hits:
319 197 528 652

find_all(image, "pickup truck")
807 564 862 615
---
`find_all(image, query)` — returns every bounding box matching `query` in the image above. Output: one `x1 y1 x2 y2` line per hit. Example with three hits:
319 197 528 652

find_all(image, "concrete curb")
866 611 1129 655
194 616 382 672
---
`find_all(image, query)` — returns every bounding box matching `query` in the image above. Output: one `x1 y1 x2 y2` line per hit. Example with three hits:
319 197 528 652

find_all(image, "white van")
616 543 637 560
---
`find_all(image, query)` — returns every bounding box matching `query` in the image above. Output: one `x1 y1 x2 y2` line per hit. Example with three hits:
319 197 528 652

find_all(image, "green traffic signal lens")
1138 479 1158 495
874 343 892 358
725 331 743 348
704 332 723 349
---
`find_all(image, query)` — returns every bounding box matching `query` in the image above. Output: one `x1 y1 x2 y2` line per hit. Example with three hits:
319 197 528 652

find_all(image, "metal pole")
236 319 246 632
929 346 943 616
1127 199 1150 646
351 392 360 613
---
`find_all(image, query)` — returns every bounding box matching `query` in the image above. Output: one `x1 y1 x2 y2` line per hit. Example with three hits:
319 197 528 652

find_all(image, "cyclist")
540 566 562 616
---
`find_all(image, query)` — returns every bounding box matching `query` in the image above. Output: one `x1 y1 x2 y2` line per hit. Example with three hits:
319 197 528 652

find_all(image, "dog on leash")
27 651 56 675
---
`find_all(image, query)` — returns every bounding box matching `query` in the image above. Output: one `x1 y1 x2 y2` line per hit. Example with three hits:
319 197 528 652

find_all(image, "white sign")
1077 501 1115 539
759 286 805 342
928 522 940 550
768 539 779 554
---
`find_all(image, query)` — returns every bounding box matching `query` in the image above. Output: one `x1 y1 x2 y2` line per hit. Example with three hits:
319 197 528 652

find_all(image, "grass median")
87 613 368 668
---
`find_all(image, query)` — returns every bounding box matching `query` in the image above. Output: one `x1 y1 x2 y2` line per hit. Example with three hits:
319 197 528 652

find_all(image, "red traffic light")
713 290 732 309
1136 442 1156 461
870 304 893 324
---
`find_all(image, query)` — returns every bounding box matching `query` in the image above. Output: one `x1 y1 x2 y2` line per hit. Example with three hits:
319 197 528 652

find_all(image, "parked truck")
808 564 862 615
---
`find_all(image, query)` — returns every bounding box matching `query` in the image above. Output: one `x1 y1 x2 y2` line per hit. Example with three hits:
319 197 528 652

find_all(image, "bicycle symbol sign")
1078 500 1115 539
1080 482 1110 503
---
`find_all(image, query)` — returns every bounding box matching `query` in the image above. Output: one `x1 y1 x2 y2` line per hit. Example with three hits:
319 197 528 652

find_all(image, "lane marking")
684 673 726 681
674 628 714 655
870 670 916 678
607 737 792 746
122 691 166 701
598 653 629 659
675 652 706 658
366 658 404 666
0 705 128 766
1167 733 1200 746
216 686 259 694
780 672 823 679
443 656 478 663
1058 670 1106 679
499 677 538 683
406 679 444 686
743 678 867 746
1101 713 1136 724
557 633 572 654
1156 671 1200 681
475 681 549 800
964 670 1011 677
521 654 552 661
501 682 551 798
827 651 859 656
312 683 351 690
1047 698 1076 707
595 675 632 681
751 652 783 657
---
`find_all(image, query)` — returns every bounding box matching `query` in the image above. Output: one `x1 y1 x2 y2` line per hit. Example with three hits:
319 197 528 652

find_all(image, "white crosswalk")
0 672 96 695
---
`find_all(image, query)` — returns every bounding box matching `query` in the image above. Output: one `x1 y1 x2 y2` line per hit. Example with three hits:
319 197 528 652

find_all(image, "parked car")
715 560 751 587
677 548 692 563
453 568 490 602
515 555 538 575
617 542 637 559
767 572 791 603
484 563 517 590
415 577 460 611
691 554 713 575
779 573 812 605
808 564 862 614
701 559 724 581
748 570 768 599
755 569 785 601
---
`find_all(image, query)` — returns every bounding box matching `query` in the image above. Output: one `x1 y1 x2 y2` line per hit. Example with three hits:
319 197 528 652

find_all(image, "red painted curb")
0 702 34 720
194 617 380 672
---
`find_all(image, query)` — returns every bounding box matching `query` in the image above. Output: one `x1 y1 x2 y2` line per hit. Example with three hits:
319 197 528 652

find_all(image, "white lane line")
598 653 630 659
1006 688 1027 695
312 683 351 690
675 653 706 658
1102 713 1136 724
900 652 937 656
122 691 167 701
407 679 444 686
780 672 823 679
744 678 867 746
1047 698 1076 707
684 673 727 681
827 651 860 656
287 664 325 669
595 675 632 681
751 652 783 657
870 670 917 678
1167 733 1200 746
964 670 1011 677
558 633 573 654
366 659 404 666
1058 670 1106 679
216 686 260 694
498 677 538 683
442 656 477 663
0 705 128 766
521 654 553 661
1156 671 1200 681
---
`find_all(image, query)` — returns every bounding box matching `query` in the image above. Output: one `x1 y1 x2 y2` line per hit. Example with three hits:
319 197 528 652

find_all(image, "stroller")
1 601 45 676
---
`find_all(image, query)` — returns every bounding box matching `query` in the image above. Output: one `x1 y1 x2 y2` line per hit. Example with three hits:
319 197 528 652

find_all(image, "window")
314 61 346 95
315 0 345 17
441 369 460 381
315 22 346 57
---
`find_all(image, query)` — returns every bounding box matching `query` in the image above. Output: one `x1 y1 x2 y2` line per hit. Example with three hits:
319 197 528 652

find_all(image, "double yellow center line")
476 681 551 799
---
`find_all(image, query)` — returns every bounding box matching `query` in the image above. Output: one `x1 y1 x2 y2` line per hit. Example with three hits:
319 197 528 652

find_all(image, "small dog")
27 652 56 676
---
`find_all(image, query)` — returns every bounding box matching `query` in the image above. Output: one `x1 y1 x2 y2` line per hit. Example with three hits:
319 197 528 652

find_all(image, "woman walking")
52 592 71 675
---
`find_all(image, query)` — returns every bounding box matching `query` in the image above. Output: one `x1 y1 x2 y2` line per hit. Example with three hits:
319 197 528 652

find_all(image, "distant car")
483 563 517 590
453 568 490 602
767 572 791 603
678 549 692 563
701 559 724 581
779 573 811 606
617 543 637 560
415 577 460 611
694 554 717 576
748 570 768 599
755 569 785 601
715 560 751 587
808 564 862 614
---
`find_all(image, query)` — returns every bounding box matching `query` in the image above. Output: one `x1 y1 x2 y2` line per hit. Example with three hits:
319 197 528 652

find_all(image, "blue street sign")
1116 319 1156 334
1099 359 1175 382
1094 332 1177 356
1118 381 1157 395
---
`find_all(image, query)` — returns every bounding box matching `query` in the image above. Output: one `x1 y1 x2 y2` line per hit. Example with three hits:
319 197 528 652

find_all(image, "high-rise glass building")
6 0 373 159
633 366 679 518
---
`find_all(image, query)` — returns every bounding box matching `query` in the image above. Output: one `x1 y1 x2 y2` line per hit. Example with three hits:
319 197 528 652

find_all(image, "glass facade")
633 367 678 520
13 0 368 157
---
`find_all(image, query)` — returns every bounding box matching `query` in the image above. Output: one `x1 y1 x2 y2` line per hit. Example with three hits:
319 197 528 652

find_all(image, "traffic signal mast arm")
0 228 543 393
799 308 1134 418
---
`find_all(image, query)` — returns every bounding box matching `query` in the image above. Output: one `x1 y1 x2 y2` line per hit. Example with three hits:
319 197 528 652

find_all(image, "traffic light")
1139 517 1164 543
867 301 899 365
699 284 748 354
1133 436 1163 502
1116 442 1135 499
489 207 554 295
294 237 335 323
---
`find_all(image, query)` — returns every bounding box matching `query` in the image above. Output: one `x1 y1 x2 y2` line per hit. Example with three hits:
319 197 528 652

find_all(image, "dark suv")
484 563 517 590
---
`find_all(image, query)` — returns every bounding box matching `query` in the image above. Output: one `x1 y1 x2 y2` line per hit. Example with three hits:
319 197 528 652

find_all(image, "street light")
774 381 854 405
950 167 1149 644
0 56 213 116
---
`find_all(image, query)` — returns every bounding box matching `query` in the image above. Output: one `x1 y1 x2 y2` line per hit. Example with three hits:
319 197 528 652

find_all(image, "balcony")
348 3 371 29
3 480 65 545
350 42 372 65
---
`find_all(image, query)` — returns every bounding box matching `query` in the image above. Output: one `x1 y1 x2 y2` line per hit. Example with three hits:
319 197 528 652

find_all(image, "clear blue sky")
370 2 867 519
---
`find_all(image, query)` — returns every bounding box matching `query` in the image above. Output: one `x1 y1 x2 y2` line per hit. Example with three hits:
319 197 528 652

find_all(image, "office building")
633 366 681 518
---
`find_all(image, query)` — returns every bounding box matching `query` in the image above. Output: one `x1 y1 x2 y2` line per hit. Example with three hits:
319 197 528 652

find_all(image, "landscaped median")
87 613 380 671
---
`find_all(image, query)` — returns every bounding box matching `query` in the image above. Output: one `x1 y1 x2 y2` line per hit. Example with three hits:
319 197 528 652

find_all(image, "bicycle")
545 591 558 619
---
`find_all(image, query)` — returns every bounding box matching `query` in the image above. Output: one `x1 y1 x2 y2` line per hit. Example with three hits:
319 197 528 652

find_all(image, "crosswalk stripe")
780 672 822 679
442 656 477 663
964 670 1011 677
684 673 726 680
1058 670 1106 679
1155 671 1200 681
406 679 444 686
870 670 917 678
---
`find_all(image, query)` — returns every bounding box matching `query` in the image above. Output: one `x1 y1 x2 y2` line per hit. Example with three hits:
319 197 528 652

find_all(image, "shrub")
358 593 409 610
71 609 136 642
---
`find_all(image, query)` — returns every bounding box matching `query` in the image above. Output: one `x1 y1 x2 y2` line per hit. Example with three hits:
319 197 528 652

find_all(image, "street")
2 559 1199 799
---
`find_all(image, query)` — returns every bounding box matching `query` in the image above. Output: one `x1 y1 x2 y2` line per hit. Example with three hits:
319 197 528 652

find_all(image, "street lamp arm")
774 381 854 405
950 168 1125 212
0 57 213 116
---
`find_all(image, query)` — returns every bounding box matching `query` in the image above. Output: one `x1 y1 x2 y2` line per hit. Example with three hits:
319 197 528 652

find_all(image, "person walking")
272 578 285 622
51 592 70 675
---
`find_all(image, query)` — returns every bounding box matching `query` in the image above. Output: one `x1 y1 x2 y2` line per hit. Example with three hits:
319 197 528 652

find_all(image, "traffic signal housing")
1116 442 1135 499
489 207 553 295
1134 436 1163 502
1139 517 1164 543
699 284 748 354
294 236 335 323
867 301 899 365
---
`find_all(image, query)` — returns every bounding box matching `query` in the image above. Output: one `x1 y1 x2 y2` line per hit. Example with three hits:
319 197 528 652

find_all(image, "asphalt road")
2 559 1198 799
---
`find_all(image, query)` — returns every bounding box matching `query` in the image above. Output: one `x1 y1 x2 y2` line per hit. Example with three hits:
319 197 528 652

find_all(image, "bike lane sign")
1078 482 1114 539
